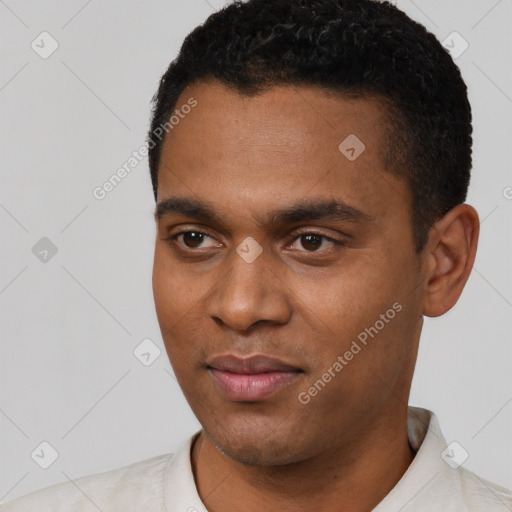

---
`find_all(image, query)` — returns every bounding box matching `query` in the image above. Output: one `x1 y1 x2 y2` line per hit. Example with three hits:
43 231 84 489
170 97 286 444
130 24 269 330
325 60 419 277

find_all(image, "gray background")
1 0 511 503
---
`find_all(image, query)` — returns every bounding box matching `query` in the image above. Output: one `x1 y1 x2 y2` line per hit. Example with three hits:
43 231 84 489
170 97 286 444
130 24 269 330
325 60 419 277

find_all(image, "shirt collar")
373 406 464 511
163 406 461 512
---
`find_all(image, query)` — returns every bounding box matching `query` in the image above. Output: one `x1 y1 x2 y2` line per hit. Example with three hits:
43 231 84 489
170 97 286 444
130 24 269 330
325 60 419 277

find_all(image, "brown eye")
164 230 221 251
289 232 339 252
180 231 208 248
300 234 324 251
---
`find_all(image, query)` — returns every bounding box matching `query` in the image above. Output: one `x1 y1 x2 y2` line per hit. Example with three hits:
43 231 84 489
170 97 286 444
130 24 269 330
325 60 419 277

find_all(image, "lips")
207 355 303 402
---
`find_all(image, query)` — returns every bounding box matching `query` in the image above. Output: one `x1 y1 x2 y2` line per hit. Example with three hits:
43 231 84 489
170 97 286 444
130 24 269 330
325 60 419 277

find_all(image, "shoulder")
0 453 173 512
457 466 512 511
396 407 512 512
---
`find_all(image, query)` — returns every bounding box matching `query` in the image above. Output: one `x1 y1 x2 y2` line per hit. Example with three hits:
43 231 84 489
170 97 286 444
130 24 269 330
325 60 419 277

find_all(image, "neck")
191 406 415 512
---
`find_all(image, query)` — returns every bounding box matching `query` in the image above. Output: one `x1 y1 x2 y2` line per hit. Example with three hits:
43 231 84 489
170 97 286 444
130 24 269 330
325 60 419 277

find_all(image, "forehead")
164 80 389 154
157 80 409 225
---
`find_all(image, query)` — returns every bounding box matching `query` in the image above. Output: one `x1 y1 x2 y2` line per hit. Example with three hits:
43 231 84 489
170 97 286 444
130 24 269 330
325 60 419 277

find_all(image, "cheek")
305 259 395 331
152 249 192 357
152 251 178 326
152 245 202 321
301 254 412 374
152 247 215 366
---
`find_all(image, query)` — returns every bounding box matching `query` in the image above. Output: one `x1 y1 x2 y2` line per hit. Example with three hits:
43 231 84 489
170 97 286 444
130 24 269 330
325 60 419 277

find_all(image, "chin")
204 417 309 467
213 436 300 466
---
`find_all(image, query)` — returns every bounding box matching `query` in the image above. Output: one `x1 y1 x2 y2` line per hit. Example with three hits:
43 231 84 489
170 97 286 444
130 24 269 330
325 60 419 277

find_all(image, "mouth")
206 354 304 402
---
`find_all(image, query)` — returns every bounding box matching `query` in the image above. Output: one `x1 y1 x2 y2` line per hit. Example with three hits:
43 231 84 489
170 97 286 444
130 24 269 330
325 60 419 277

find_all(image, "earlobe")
421 204 479 318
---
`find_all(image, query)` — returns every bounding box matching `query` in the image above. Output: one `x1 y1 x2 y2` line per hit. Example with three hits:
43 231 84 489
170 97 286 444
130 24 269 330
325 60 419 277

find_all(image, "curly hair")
147 0 472 252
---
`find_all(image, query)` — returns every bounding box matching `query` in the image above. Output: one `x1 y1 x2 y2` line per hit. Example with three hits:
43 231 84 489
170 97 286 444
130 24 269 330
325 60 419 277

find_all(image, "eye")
163 229 345 254
287 232 342 252
165 230 221 250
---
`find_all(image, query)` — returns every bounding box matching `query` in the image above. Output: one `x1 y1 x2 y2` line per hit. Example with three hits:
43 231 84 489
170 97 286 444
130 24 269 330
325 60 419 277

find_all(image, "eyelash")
162 229 346 254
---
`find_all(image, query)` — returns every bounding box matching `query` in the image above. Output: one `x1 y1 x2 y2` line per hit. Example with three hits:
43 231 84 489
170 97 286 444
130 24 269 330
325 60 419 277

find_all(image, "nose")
207 242 292 332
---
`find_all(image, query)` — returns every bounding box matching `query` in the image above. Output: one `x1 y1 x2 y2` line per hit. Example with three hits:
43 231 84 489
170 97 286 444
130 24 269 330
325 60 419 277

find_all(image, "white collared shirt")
2 406 511 511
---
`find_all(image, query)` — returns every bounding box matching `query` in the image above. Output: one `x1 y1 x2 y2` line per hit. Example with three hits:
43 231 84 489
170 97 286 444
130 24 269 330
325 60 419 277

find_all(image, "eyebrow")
154 197 372 226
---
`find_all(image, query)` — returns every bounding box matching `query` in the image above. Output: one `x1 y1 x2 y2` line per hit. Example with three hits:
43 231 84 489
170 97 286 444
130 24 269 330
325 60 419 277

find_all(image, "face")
152 81 427 466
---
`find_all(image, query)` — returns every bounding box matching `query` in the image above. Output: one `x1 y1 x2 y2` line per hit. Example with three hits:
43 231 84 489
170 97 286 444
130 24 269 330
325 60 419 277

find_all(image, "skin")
152 80 479 512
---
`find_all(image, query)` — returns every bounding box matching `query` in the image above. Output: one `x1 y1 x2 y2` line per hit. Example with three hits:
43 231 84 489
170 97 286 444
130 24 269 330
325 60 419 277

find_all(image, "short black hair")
147 0 472 252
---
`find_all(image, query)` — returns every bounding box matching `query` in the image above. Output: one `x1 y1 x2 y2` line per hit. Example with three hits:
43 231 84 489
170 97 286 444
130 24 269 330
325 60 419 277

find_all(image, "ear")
421 204 479 317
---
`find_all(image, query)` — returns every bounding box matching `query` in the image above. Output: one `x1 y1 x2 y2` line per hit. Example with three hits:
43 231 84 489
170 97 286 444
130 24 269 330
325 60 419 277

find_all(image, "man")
3 0 511 510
